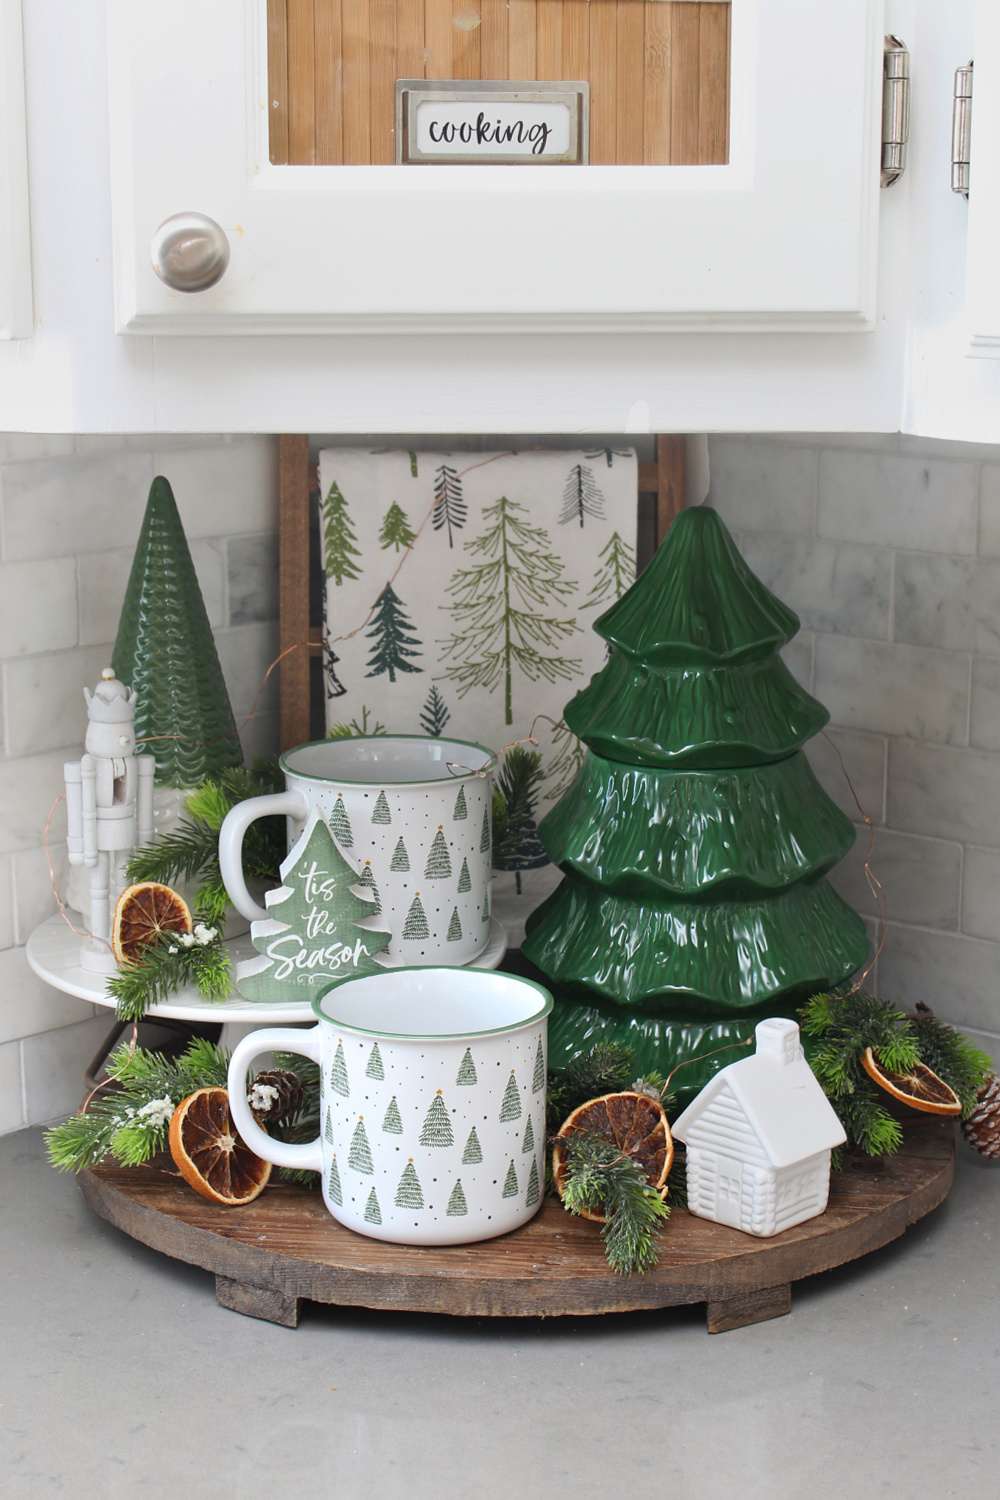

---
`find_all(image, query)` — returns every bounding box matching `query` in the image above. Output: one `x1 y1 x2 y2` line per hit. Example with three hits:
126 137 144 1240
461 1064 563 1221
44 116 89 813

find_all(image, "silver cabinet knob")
149 213 230 292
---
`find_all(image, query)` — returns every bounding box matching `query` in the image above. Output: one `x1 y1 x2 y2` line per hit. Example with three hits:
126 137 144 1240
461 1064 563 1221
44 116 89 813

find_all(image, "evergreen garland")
909 1002 993 1115
545 1041 634 1132
108 934 232 1022
559 1130 670 1276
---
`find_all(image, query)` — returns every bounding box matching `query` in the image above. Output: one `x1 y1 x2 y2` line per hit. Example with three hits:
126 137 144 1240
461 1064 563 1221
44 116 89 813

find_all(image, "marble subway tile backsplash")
717 431 1000 1054
0 434 280 1133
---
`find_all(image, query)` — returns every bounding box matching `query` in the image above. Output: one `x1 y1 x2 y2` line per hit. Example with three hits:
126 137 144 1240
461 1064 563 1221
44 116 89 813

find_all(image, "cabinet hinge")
881 36 910 188
952 62 973 199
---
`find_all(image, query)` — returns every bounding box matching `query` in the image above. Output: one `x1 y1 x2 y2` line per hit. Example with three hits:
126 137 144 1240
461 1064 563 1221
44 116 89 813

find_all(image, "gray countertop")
2 1126 998 1498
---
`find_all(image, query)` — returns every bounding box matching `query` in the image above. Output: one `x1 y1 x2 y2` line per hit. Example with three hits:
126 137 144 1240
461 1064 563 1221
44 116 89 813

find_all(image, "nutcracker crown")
83 669 136 724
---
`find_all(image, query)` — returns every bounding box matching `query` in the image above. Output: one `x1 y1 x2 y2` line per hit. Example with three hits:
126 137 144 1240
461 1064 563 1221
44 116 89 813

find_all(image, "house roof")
672 1034 846 1169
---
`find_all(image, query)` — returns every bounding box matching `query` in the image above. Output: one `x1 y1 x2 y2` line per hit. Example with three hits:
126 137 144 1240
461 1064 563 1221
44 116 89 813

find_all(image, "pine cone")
248 1068 304 1123
961 1074 1000 1160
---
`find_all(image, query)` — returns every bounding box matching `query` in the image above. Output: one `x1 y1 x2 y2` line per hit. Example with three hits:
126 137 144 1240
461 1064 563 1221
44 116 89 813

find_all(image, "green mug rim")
310 966 554 1041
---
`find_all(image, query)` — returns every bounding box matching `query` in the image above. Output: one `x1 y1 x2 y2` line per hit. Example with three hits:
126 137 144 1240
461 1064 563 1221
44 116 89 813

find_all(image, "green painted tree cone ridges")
111 476 242 787
521 505 868 1086
539 750 855 902
525 878 867 1017
564 651 828 769
594 504 799 669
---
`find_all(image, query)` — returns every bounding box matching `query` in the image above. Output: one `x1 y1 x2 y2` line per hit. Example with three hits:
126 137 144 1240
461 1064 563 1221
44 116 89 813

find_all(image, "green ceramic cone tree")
522 506 869 1104
111 476 243 787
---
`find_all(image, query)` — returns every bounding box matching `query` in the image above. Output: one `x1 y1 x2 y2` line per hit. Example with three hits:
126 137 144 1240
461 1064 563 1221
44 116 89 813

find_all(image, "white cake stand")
26 913 509 1025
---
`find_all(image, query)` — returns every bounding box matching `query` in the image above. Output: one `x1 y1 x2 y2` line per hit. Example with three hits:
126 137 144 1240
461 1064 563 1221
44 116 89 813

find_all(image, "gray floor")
2 1127 999 1499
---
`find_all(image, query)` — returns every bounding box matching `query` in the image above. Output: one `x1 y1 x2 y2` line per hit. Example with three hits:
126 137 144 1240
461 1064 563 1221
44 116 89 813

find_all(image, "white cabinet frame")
107 0 884 336
0 0 32 339
966 1 1000 356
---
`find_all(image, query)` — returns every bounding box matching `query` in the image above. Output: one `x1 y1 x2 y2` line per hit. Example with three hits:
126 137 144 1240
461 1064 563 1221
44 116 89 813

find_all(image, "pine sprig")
559 1129 670 1275
46 1038 231 1173
800 990 918 1159
546 1041 635 1132
909 1003 992 1117
108 935 232 1022
491 746 545 869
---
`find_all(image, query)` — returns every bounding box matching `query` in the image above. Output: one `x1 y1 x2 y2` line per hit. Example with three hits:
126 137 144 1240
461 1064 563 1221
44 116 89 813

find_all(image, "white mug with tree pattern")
219 735 495 966
228 968 552 1246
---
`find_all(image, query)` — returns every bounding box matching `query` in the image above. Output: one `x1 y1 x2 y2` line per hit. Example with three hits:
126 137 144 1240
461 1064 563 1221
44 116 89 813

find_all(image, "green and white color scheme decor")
219 736 495 967
227 968 553 1246
317 447 638 942
235 807 395 1003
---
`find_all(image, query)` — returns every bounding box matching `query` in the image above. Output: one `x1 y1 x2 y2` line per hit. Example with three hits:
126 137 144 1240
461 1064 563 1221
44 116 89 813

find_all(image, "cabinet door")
967 1 1000 355
107 0 884 335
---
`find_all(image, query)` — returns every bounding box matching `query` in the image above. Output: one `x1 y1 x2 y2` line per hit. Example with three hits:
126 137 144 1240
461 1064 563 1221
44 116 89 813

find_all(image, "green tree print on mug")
499 1070 522 1122
453 785 468 821
402 893 429 941
365 583 423 684
328 1155 343 1206
329 794 353 848
525 1158 540 1207
322 480 362 586
379 501 416 554
395 1160 424 1210
462 1127 483 1164
438 495 580 725
446 908 463 943
522 1116 535 1154
364 1188 382 1225
371 791 392 825
446 1179 468 1217
357 863 382 914
532 1037 545 1093
348 1117 374 1174
391 837 410 873
330 1041 350 1098
456 1048 477 1086
502 1160 519 1198
457 858 471 894
419 1091 454 1147
424 828 452 879
365 1043 384 1080
382 1096 403 1134
324 1108 333 1144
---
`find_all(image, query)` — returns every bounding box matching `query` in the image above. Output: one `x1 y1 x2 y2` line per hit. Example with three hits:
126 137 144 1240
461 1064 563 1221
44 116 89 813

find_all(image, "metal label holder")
396 80 590 166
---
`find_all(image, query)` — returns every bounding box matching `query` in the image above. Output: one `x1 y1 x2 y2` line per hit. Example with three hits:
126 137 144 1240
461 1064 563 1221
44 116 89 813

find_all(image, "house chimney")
755 1017 802 1065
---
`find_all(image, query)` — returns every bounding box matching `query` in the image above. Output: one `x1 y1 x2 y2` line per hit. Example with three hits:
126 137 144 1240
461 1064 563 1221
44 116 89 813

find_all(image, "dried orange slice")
553 1091 674 1224
112 881 192 965
168 1087 272 1206
861 1047 961 1117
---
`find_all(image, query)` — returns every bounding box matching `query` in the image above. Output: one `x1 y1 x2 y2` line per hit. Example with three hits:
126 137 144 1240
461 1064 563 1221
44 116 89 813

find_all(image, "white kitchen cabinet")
106 0 884 336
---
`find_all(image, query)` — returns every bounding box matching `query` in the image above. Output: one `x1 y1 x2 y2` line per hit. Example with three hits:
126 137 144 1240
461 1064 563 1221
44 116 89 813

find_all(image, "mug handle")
227 1026 324 1173
218 790 309 921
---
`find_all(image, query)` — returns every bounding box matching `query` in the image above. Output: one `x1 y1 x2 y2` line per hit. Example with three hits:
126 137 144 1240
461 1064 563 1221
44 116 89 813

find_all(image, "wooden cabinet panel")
266 0 730 165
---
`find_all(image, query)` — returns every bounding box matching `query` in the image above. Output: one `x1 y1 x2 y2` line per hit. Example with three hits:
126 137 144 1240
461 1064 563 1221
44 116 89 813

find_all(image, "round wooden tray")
80 1117 956 1334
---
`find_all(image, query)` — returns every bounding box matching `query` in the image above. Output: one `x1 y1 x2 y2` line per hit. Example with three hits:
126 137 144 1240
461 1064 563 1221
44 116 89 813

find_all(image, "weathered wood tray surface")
80 1118 955 1334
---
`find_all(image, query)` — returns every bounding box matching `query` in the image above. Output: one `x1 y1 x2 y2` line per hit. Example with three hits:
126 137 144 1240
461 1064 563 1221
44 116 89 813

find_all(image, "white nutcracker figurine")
64 669 155 973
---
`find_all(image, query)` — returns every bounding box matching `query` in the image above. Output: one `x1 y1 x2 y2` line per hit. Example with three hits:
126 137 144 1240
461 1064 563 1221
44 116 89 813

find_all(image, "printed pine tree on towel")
322 642 347 701
323 480 362 586
420 1091 455 1147
584 530 636 612
425 828 452 879
492 746 548 895
365 584 423 684
438 496 580 726
235 809 392 1004
432 464 467 548
395 1160 424 1209
560 464 605 529
379 502 417 554
420 685 451 737
585 447 631 467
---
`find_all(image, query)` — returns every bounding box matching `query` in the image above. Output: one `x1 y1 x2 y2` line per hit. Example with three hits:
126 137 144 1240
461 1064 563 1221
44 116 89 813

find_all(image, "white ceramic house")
672 1018 847 1239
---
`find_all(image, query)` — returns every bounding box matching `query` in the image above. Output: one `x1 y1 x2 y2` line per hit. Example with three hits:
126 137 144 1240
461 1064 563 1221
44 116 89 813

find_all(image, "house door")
715 1157 744 1229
